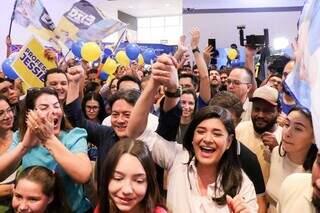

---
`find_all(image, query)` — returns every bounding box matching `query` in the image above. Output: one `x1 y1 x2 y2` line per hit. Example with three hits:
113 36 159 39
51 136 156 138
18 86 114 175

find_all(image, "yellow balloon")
227 48 238 60
103 58 117 75
81 42 101 62
138 54 144 65
115 50 130 66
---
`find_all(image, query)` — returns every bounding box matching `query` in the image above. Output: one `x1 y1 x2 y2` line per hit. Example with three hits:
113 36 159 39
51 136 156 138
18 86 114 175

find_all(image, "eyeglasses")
0 107 13 120
226 78 251 86
86 105 99 112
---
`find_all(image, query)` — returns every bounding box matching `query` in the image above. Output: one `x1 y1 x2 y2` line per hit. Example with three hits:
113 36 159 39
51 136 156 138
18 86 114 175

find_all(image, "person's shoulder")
236 120 252 130
60 128 88 143
282 173 311 187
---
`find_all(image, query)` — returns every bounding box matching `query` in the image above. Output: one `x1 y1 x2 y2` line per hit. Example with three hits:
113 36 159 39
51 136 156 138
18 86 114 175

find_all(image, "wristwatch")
192 47 200 53
164 87 181 98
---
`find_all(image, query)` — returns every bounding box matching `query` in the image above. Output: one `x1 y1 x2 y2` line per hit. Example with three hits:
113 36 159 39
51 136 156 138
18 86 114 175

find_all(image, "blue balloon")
125 43 140 60
99 72 108 81
102 48 113 63
143 48 156 64
71 40 85 58
2 58 18 80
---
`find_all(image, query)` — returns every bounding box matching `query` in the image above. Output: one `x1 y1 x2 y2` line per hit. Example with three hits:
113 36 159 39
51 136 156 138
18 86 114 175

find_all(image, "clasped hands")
151 54 179 91
24 110 56 149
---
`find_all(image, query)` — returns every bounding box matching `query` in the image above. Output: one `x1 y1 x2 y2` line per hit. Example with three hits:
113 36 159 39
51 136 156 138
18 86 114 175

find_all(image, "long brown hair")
18 87 72 140
98 139 162 213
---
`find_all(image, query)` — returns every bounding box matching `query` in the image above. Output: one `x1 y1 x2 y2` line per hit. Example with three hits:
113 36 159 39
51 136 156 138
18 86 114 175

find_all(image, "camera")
237 26 269 49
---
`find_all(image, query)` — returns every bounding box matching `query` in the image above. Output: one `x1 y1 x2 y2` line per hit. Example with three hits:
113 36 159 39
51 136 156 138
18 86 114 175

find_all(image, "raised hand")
190 27 200 49
152 54 179 90
6 35 12 47
261 132 278 151
227 195 250 213
203 45 213 65
27 110 54 143
67 65 84 84
174 35 188 62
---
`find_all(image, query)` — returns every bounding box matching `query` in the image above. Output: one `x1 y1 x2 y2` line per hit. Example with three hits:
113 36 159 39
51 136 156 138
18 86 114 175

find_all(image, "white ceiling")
183 0 305 10
94 0 182 17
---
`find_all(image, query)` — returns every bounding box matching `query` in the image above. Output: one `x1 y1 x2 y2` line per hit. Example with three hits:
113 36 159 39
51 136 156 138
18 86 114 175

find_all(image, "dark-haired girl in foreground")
95 139 166 213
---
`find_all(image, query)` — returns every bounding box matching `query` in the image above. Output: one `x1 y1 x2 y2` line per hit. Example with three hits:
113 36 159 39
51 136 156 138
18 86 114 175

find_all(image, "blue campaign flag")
284 0 320 147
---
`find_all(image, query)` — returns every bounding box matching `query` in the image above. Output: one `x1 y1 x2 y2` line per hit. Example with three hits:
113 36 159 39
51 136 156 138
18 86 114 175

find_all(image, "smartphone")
208 38 216 51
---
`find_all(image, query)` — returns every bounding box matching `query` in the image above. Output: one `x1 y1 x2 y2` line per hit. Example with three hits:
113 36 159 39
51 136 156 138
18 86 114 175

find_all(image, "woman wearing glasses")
82 91 106 124
0 87 92 213
0 96 15 212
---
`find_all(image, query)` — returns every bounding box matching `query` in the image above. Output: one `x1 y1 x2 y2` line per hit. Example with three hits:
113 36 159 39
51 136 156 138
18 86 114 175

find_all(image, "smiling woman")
0 87 92 213
135 106 258 212
96 139 165 213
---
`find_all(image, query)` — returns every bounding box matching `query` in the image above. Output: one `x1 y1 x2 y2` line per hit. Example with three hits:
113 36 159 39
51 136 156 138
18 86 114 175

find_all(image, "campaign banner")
11 37 57 88
284 0 320 146
12 0 61 49
55 0 127 48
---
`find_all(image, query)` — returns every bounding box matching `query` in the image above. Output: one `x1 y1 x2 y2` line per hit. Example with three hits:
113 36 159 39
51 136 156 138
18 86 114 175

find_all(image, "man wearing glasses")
227 67 254 122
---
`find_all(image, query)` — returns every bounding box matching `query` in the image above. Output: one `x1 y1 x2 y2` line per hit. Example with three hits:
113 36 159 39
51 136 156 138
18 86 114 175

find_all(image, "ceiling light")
273 37 289 50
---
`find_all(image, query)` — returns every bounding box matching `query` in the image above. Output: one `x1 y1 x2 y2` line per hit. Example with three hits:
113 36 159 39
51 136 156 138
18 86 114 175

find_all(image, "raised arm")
65 66 113 146
244 46 257 95
127 54 179 138
190 28 211 103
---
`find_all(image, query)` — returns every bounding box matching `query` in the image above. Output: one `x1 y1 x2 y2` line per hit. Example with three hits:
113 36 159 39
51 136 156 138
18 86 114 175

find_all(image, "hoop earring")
278 141 286 157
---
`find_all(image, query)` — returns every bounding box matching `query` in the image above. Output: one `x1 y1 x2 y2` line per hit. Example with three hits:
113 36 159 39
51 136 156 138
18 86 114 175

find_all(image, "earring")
278 141 286 157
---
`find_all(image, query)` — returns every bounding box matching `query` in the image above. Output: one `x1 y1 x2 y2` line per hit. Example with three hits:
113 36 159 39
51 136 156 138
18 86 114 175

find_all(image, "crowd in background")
0 26 319 213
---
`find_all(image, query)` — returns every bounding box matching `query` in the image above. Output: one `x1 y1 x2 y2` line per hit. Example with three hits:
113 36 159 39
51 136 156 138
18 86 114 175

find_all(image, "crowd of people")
0 26 319 213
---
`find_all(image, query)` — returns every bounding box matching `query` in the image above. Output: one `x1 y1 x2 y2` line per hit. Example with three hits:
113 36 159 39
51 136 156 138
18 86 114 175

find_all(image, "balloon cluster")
71 41 157 79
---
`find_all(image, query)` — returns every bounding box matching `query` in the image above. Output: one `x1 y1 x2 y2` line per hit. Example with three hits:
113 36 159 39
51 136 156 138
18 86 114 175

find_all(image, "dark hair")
117 75 141 91
181 88 197 115
84 81 100 94
267 73 282 82
179 73 198 87
267 55 291 75
82 91 106 123
219 70 229 76
88 68 98 74
279 106 317 171
14 166 72 213
109 78 119 89
183 106 243 205
44 68 68 86
0 77 14 84
108 89 140 109
98 139 162 213
0 95 11 105
209 91 244 121
19 87 72 139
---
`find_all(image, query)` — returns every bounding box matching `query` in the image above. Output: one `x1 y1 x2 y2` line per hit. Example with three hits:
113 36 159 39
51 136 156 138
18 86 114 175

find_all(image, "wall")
183 10 300 50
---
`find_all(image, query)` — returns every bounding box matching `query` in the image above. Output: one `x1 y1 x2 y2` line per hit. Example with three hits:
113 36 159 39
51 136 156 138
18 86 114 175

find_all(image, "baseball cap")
250 85 279 106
